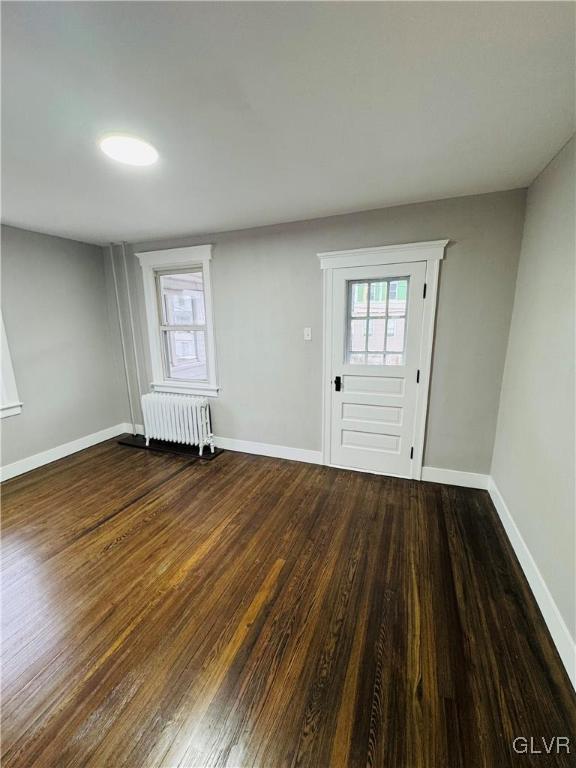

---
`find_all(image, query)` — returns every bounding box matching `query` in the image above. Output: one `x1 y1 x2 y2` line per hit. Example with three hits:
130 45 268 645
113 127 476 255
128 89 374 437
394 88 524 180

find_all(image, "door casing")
319 239 448 479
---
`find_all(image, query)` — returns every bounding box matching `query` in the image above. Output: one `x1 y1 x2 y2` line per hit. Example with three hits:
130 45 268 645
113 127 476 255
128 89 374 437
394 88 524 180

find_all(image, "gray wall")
491 138 575 639
1 225 128 466
127 189 526 472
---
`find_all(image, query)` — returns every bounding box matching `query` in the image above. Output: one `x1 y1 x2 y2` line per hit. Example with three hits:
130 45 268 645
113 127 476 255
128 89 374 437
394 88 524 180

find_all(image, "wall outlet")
303 327 312 341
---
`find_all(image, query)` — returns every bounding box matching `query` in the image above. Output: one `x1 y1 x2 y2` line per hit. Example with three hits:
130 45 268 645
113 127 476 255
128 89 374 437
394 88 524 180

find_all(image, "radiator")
141 393 214 456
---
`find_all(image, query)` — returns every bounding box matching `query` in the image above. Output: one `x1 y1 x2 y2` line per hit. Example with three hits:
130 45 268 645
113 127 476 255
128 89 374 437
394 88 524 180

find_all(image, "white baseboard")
214 436 323 465
421 466 490 489
488 478 576 690
0 422 140 482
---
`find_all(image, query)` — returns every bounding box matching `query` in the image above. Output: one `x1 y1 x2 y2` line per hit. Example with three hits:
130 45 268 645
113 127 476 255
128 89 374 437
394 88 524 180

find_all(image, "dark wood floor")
1 442 574 768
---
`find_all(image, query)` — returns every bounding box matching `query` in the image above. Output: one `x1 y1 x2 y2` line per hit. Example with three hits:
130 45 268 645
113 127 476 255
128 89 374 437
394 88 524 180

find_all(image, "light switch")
303 327 312 341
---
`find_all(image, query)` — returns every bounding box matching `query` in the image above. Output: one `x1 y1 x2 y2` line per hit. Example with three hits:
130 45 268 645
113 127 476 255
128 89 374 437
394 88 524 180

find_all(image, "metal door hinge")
416 370 420 383
410 447 414 459
334 376 342 392
423 283 427 299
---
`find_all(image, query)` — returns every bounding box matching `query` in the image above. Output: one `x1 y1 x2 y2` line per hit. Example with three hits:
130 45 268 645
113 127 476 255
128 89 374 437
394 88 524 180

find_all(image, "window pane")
367 318 386 352
350 283 368 317
346 276 409 366
386 317 405 352
369 281 387 316
162 330 207 381
349 318 367 352
388 279 408 317
159 271 205 325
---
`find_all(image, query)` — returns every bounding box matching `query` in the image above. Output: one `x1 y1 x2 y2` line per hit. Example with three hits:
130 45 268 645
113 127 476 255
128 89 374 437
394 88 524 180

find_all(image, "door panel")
329 262 426 476
341 403 403 426
342 374 405 396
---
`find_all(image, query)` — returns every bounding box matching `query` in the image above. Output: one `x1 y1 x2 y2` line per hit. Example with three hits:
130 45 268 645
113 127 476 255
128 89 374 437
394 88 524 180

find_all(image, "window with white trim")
137 245 219 396
1 315 22 418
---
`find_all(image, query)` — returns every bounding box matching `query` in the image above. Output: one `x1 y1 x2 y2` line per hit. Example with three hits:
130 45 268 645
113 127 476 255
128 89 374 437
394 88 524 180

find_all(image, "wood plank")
1 441 574 767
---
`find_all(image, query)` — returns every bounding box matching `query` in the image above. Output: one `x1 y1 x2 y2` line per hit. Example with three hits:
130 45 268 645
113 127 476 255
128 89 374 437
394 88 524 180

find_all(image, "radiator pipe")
122 241 144 421
110 243 136 434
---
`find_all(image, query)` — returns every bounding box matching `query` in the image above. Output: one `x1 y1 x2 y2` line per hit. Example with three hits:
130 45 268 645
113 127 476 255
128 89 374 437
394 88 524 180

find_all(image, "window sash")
155 266 209 383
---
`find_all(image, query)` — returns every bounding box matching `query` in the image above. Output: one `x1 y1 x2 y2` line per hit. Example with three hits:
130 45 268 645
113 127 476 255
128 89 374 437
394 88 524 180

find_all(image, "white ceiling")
2 2 574 245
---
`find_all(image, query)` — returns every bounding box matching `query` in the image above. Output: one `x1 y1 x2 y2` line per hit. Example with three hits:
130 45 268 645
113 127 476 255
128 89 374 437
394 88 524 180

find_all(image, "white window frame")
136 245 219 396
1 315 22 418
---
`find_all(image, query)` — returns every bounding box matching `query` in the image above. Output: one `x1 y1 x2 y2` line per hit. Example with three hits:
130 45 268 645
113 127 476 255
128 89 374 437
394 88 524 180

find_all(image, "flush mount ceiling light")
99 135 158 166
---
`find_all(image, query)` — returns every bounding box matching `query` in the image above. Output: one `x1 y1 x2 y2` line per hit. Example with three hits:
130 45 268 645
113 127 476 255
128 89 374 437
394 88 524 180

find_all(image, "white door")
329 261 426 477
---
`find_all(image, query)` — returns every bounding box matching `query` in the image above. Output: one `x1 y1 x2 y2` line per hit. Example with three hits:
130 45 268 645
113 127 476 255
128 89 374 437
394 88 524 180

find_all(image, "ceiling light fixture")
99 135 158 166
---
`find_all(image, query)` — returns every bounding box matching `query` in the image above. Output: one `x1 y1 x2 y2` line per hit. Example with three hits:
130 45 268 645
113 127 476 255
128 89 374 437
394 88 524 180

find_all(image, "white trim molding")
318 239 449 270
1 402 23 419
421 466 490 490
150 381 220 397
489 478 576 690
214 436 322 465
136 245 212 270
0 423 142 482
136 245 219 397
319 239 449 480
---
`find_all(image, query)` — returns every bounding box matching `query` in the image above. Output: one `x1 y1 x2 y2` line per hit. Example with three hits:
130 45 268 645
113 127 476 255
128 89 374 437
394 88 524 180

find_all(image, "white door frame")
318 239 449 479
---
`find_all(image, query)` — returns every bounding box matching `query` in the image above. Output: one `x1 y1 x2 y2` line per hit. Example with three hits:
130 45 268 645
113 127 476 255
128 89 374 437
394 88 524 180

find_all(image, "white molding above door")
318 239 448 479
318 239 449 270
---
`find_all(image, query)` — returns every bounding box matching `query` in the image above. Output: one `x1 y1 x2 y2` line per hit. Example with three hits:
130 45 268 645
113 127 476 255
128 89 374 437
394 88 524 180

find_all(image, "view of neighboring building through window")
157 270 208 381
346 278 409 365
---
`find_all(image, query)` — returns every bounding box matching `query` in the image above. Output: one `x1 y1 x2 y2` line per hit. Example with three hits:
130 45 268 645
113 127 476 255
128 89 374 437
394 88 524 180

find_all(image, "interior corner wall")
127 189 526 474
491 137 576 641
0 225 129 466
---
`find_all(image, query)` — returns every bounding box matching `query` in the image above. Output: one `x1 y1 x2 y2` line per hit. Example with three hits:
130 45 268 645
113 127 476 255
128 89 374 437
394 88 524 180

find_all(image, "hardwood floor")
1 441 574 767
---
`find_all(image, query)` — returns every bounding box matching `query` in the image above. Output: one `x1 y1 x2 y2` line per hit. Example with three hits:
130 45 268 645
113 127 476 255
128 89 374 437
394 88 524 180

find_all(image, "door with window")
329 261 426 476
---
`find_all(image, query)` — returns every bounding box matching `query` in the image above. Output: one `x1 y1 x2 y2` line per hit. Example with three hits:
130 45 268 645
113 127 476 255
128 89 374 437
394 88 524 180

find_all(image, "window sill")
1 401 23 419
151 382 219 397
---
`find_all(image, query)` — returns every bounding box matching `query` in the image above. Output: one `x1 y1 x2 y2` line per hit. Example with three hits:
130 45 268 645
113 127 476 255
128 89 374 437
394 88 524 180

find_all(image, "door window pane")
346 277 409 365
387 279 408 317
162 330 207 380
350 283 368 317
386 317 405 352
367 319 386 352
349 319 367 351
369 282 387 316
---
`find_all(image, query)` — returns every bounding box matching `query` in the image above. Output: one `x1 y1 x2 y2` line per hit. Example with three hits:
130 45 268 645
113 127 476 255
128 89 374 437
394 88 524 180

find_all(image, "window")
157 270 208 382
1 315 22 418
346 277 409 366
137 245 218 396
